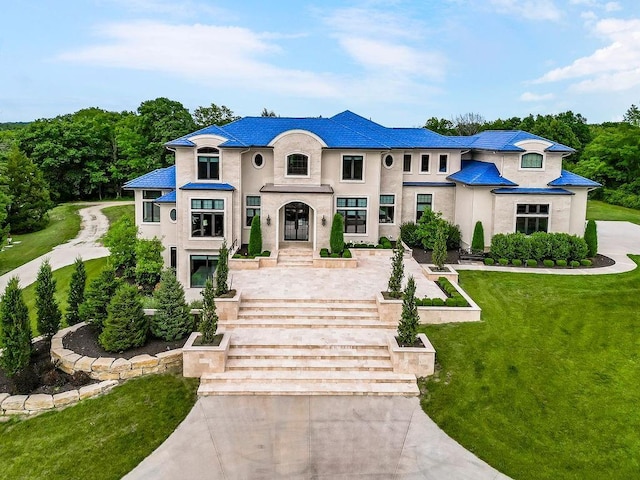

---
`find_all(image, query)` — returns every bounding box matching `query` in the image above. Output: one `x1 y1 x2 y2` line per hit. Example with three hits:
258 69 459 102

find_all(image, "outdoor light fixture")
321 215 326 226
266 215 271 226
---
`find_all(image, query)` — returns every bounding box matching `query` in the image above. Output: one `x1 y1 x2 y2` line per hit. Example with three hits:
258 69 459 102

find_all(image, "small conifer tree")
151 268 192 341
330 213 345 254
397 276 419 347
0 277 32 376
584 219 598 257
65 257 86 326
199 276 219 344
387 240 405 298
35 259 61 338
79 265 120 331
471 221 485 252
99 284 148 352
215 240 229 296
432 224 448 270
248 215 262 256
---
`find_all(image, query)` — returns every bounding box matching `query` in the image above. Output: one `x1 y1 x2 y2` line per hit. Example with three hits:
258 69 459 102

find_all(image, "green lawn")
0 374 198 480
0 204 84 276
420 258 640 479
20 257 108 336
587 200 640 224
101 204 134 238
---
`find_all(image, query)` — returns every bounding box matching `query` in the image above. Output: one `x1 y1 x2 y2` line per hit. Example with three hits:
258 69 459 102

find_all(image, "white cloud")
535 18 640 92
604 2 621 12
520 91 555 101
489 0 563 21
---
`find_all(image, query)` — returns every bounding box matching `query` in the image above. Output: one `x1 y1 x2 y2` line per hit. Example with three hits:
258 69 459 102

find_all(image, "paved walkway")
0 202 130 291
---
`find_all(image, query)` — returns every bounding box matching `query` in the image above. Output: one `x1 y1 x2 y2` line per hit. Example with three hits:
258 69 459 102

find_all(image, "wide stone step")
237 310 380 319
227 327 392 347
198 379 419 396
222 318 395 329
238 301 378 311
201 370 414 383
225 358 394 371
227 347 390 360
241 298 377 305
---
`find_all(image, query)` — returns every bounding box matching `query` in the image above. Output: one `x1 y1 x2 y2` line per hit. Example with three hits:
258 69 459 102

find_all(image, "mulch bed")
64 324 188 360
411 248 616 269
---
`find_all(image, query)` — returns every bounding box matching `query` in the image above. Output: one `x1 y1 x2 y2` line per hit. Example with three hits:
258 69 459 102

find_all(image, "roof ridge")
326 115 390 149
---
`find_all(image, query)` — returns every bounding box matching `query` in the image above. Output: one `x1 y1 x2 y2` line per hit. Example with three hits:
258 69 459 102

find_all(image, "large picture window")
379 195 395 224
142 190 161 222
416 194 433 221
191 199 224 237
197 147 220 180
287 154 309 176
342 155 364 180
337 197 367 234
190 255 218 288
245 195 261 227
521 153 543 169
516 203 549 234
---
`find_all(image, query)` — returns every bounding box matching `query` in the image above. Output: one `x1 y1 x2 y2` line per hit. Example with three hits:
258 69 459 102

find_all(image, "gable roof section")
447 160 518 186
123 166 176 189
453 131 575 153
548 170 601 188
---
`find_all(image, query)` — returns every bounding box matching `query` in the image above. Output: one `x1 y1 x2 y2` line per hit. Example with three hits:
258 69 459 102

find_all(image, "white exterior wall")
567 189 589 236
240 149 274 245
272 132 324 186
401 186 456 225
378 151 404 241
492 194 573 235
453 186 494 249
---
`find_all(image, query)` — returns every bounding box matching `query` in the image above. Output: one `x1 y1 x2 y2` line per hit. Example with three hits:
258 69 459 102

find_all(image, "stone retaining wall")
51 323 183 381
0 380 118 417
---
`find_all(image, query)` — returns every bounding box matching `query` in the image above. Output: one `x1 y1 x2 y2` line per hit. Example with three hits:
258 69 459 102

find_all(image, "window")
521 153 543 169
287 154 309 176
416 194 433 221
337 197 367 234
438 154 448 173
403 154 412 172
191 199 224 237
516 204 549 234
197 147 220 180
420 154 430 173
253 153 264 168
169 208 177 222
170 247 177 269
383 155 393 169
379 195 395 224
246 195 261 227
342 155 364 180
190 255 217 288
142 190 161 222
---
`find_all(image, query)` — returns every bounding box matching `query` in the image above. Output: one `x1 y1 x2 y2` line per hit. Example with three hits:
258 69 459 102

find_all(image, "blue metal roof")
492 187 574 195
447 160 518 186
155 190 176 203
548 170 601 188
179 183 236 191
453 131 575 153
124 166 175 189
402 182 456 187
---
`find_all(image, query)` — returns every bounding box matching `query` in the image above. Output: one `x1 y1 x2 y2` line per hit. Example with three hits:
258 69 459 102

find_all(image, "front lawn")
0 204 83 276
101 204 134 240
0 374 198 480
420 258 640 480
587 199 640 224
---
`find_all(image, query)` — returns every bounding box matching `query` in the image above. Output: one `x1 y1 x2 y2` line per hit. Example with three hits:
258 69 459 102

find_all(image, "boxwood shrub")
330 253 340 258
526 259 537 267
512 259 523 267
484 258 495 265
445 297 458 307
320 248 329 257
342 249 352 258
543 259 555 267
581 259 592 267
498 258 509 266
490 231 588 262
570 260 580 268
556 259 568 267
379 237 393 249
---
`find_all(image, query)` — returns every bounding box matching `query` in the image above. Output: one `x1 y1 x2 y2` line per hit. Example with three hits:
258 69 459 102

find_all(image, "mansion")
124 111 600 288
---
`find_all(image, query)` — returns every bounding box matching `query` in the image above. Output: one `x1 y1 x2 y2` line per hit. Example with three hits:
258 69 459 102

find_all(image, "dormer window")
287 154 309 176
197 147 220 180
521 153 543 169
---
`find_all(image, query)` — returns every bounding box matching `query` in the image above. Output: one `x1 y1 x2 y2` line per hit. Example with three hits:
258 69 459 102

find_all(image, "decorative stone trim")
51 322 184 381
229 253 277 269
387 333 436 377
422 264 459 283
350 248 394 257
312 256 358 268
182 332 230 378
0 380 118 416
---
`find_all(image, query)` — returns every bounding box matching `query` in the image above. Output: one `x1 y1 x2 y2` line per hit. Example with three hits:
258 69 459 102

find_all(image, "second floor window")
521 153 543 169
342 155 364 180
191 198 224 237
287 154 309 176
142 190 161 222
246 195 261 227
197 147 220 180
438 154 448 173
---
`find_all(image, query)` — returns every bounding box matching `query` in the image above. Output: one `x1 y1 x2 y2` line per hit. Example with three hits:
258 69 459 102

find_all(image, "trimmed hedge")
484 258 495 265
581 259 593 267
570 260 580 267
490 231 588 262
498 258 509 266
527 259 537 267
543 259 555 267
556 259 568 267
512 259 523 267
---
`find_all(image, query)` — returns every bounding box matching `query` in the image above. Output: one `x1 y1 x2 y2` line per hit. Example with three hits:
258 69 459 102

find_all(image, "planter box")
229 253 277 269
182 332 230 378
422 264 459 283
375 292 402 326
312 257 358 268
387 333 435 377
350 248 393 257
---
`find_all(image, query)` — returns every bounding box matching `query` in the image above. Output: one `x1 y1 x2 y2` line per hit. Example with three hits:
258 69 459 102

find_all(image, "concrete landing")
124 396 510 480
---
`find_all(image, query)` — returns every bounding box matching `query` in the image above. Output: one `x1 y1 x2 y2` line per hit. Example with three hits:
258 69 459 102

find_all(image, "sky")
1 0 640 127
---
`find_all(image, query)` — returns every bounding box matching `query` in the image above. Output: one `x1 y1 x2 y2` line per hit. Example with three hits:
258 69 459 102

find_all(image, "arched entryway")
283 202 310 241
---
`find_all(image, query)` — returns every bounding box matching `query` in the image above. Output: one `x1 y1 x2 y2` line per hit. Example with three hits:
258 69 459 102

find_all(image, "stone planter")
375 292 402 327
387 333 436 377
182 331 230 378
229 253 277 269
312 257 358 268
422 264 459 283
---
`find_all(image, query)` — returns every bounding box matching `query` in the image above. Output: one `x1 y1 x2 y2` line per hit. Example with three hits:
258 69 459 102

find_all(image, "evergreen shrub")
484 258 495 265
342 249 352 258
151 268 192 341
432 298 445 306
471 221 485 252
65 257 86 326
543 259 555 267
512 259 523 267
498 258 509 266
330 213 345 254
248 215 262 256
35 259 61 338
527 259 537 267
584 220 598 257
556 259 568 267
99 284 148 352
215 240 229 296
320 248 329 257
570 260 581 267
0 277 32 377
79 266 120 331
199 277 219 344
581 259 592 266
397 276 419 346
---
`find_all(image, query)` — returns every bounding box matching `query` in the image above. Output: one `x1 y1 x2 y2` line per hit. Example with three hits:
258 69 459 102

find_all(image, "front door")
284 202 309 241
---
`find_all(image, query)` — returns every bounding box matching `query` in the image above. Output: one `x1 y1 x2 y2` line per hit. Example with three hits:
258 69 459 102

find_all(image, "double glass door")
284 202 309 241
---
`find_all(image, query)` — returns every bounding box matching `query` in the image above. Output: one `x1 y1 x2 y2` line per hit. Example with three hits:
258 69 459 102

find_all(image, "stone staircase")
198 298 418 396
277 247 314 267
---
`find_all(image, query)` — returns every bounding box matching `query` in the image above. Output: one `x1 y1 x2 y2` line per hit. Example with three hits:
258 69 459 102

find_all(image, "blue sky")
1 0 640 126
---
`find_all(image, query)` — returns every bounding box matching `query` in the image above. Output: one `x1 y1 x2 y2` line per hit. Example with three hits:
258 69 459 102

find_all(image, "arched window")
286 153 309 176
197 147 220 180
521 153 543 169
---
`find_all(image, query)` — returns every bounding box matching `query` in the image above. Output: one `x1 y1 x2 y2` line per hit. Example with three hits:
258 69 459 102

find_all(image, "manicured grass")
101 204 134 235
587 200 640 224
420 258 640 480
0 374 198 480
22 257 109 336
0 204 83 276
